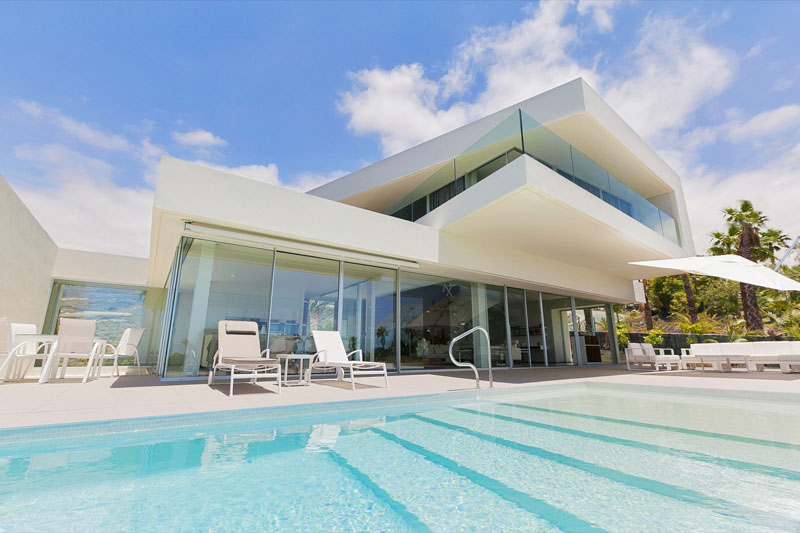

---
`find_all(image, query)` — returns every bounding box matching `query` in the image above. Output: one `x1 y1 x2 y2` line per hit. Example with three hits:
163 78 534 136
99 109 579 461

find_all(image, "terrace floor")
2 365 800 429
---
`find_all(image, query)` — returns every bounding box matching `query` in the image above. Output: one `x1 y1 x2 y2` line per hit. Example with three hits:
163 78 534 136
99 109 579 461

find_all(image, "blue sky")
1 1 799 257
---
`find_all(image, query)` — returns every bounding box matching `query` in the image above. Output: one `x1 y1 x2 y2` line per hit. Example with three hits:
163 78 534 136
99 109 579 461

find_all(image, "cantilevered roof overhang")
418 155 687 282
308 78 695 256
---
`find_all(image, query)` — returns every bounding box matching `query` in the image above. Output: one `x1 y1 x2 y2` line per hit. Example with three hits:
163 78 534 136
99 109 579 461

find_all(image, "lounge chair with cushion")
311 330 389 391
209 320 281 396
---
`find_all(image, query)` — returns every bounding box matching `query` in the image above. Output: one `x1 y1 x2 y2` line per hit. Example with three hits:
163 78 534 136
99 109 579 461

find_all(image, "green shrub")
643 328 664 347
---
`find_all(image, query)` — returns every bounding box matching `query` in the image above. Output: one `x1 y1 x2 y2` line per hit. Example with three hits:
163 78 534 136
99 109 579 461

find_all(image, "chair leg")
229 369 235 397
208 367 215 385
384 366 389 388
135 355 141 375
83 355 94 384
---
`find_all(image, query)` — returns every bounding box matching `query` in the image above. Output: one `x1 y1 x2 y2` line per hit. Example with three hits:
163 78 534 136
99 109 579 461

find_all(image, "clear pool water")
2 382 800 532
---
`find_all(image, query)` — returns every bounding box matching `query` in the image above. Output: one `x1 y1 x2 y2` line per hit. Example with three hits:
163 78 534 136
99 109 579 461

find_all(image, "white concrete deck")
2 366 800 429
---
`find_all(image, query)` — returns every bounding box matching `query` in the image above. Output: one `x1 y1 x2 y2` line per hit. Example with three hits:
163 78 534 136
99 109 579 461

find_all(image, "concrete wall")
0 174 58 328
53 249 148 286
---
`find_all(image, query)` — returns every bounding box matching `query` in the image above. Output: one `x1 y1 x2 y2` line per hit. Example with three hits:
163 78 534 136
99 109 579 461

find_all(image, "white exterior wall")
53 249 148 286
0 175 58 328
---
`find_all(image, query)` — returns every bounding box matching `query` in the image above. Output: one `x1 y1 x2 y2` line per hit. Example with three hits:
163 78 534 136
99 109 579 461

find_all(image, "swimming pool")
1 382 799 531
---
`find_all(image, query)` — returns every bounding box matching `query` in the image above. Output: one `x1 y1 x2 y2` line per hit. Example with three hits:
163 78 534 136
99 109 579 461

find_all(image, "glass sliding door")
341 263 397 371
524 290 546 365
574 298 619 364
506 287 529 367
484 284 508 368
541 292 576 365
165 239 274 377
268 252 339 357
399 272 475 370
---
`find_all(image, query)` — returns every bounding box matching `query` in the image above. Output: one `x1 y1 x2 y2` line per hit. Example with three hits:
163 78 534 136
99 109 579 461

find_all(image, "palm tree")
709 200 766 331
759 228 790 266
681 274 698 323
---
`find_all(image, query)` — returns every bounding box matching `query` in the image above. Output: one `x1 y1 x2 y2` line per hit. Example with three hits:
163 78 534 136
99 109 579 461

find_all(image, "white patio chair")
0 318 11 379
39 318 101 384
209 320 281 396
310 330 389 391
0 323 44 381
92 327 146 378
748 341 799 373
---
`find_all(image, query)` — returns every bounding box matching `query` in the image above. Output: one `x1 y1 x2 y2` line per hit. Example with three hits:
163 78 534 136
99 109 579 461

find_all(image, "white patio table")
275 353 315 386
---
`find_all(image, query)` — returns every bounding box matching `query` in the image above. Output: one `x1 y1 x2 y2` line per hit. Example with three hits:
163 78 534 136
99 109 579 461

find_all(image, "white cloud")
192 161 344 192
12 144 154 257
726 104 800 143
684 142 800 254
17 100 131 151
603 14 737 142
576 0 621 32
339 1 600 156
339 2 734 156
171 129 228 147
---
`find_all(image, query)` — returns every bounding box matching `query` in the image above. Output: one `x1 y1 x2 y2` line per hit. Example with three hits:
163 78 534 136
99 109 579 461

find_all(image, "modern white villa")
0 78 695 380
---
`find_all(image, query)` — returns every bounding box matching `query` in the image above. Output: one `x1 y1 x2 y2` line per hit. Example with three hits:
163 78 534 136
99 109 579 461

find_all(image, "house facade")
2 79 695 378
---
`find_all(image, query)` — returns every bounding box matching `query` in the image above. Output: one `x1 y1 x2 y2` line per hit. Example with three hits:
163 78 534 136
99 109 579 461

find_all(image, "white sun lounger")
311 330 389 391
209 320 281 396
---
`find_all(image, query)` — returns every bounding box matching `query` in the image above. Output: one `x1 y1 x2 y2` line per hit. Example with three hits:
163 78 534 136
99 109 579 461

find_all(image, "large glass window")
46 281 146 345
540 293 576 365
524 290 547 365
484 284 508 368
165 239 274 377
399 273 475 370
268 252 339 356
507 288 529 367
574 298 619 364
341 263 397 371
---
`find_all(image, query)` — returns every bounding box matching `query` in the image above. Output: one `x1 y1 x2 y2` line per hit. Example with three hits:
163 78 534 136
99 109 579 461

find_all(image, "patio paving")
1 365 799 429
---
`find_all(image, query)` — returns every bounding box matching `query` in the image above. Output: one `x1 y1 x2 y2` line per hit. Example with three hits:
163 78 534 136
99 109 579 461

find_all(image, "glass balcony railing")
387 109 681 245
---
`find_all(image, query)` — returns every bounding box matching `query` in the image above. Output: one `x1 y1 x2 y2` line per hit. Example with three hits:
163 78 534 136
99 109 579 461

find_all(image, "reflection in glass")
341 263 397 370
46 281 146 345
524 290 546 365
268 252 339 357
540 293 575 365
506 288 529 367
574 298 619 364
485 284 508 368
166 239 274 377
399 273 475 370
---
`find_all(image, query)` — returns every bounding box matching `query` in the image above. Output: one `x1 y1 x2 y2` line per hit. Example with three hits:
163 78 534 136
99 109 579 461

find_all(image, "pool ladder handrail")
448 326 493 389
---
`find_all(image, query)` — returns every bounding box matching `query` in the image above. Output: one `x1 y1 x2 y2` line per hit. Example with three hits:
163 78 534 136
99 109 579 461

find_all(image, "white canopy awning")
629 254 800 291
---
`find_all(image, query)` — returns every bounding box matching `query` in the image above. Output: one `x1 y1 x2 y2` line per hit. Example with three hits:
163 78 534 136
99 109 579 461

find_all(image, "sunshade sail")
629 254 800 291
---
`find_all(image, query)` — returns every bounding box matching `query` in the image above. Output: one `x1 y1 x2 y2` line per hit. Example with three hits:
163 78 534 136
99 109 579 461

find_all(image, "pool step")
331 427 560 532
491 399 800 471
448 403 800 520
377 414 794 532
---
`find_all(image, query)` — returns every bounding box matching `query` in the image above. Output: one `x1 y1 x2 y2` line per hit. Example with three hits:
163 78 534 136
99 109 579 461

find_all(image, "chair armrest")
655 348 674 356
680 348 692 357
260 348 270 358
211 350 220 367
314 349 326 364
348 349 363 361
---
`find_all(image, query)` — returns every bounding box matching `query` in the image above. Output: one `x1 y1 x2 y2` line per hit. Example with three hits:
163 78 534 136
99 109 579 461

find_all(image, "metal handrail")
448 326 493 389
